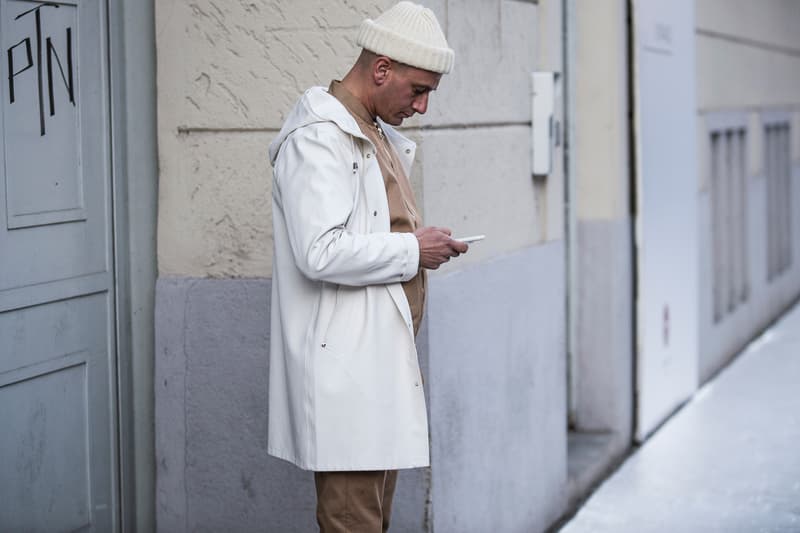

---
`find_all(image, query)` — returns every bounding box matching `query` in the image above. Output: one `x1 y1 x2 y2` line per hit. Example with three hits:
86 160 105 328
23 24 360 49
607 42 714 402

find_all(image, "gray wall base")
155 242 568 532
574 217 634 440
154 277 429 532
155 277 315 532
426 242 567 533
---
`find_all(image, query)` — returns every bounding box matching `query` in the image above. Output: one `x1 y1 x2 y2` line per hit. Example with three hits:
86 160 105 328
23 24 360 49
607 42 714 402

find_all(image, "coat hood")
269 87 369 167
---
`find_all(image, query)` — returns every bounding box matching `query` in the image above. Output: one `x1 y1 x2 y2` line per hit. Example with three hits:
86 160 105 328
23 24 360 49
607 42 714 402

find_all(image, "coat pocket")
320 284 361 352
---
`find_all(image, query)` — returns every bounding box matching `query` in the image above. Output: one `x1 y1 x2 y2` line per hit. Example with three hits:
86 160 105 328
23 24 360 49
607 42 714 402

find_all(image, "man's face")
375 63 442 126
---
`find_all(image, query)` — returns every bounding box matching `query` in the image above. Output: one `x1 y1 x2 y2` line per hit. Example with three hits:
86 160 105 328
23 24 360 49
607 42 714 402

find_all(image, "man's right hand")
414 227 469 270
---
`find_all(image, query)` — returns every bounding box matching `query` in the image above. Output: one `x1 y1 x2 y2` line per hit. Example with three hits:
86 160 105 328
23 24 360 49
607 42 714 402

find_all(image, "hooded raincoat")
267 87 429 471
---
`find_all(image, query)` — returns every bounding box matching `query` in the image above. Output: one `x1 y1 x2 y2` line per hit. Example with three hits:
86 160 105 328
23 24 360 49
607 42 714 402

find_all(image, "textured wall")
695 0 800 380
696 0 800 111
155 0 554 277
419 126 545 272
157 1 387 129
155 0 386 277
575 0 629 221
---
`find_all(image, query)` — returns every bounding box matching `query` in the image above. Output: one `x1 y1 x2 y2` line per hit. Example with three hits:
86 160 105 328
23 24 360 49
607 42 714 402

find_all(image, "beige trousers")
314 470 399 533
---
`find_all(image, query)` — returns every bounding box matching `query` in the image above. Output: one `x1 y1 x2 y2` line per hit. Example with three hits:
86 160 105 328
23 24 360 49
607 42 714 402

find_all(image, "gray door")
633 0 699 441
0 0 117 531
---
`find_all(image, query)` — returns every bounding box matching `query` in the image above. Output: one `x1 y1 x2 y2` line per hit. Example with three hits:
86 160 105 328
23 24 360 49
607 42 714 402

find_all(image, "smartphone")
454 234 485 244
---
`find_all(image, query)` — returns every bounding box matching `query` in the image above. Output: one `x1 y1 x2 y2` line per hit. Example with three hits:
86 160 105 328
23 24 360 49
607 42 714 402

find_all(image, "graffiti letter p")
7 38 33 104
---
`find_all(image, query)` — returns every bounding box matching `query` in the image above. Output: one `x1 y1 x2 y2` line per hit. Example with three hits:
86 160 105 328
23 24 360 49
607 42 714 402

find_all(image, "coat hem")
267 447 430 472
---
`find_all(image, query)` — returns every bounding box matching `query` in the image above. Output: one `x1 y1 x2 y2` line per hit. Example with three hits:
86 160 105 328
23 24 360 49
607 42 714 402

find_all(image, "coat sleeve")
273 122 420 287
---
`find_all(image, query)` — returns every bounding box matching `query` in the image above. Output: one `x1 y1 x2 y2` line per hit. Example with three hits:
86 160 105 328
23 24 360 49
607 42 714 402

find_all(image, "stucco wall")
695 0 800 380
696 0 800 112
155 1 377 278
575 0 629 222
156 0 560 278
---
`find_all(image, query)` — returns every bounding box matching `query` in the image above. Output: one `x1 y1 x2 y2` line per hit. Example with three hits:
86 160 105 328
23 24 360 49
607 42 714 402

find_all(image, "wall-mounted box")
532 71 561 176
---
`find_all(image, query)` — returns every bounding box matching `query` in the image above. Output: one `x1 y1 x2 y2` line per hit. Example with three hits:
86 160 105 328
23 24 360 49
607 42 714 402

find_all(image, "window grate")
765 122 792 281
710 127 749 323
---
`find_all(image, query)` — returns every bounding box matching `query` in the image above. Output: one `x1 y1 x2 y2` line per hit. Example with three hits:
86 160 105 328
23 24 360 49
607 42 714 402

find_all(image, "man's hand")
414 227 469 270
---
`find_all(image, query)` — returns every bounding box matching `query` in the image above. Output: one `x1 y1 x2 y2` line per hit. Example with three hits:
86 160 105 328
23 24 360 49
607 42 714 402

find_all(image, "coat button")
366 153 372 158
373 210 377 216
405 149 411 154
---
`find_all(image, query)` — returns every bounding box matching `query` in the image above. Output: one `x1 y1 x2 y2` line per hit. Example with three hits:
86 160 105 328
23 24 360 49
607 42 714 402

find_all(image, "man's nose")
412 93 429 114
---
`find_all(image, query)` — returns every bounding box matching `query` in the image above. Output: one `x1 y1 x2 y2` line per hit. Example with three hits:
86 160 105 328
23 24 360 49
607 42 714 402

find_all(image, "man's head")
346 1 453 126
353 50 441 126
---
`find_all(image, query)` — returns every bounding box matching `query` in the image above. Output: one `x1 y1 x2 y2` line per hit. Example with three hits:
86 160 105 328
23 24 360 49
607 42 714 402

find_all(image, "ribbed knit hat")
357 1 454 74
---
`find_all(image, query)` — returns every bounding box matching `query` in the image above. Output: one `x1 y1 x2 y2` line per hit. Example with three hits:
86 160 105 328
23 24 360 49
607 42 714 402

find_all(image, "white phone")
454 234 485 244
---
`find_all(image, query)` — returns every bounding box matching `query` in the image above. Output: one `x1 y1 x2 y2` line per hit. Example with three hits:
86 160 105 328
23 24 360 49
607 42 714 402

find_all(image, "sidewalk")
560 302 800 533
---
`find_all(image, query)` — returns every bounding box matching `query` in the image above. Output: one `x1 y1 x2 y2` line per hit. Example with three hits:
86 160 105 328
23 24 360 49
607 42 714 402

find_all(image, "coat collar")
328 80 374 127
269 86 416 167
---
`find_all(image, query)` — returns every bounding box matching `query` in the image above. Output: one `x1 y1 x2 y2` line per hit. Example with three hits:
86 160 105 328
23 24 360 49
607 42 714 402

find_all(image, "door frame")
107 0 158 530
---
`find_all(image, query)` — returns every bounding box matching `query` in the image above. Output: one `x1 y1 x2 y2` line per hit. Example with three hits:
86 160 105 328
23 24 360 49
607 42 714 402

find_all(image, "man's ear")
373 56 392 86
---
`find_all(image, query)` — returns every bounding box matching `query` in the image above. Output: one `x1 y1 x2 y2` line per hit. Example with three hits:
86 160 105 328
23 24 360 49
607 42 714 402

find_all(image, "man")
267 2 467 531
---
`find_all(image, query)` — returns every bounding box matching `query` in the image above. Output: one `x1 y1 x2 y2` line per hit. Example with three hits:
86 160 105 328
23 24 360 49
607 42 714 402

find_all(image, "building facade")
1 0 799 531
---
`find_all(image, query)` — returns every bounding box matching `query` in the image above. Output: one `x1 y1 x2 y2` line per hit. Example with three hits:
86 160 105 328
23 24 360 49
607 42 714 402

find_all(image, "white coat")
267 87 429 471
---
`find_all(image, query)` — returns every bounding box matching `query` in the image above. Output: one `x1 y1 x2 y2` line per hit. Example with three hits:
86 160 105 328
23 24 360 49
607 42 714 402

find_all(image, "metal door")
632 0 699 441
0 0 117 530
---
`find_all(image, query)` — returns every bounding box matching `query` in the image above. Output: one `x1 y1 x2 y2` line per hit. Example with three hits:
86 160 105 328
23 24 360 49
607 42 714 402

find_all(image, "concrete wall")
695 0 800 381
155 0 562 278
426 244 566 533
155 277 430 532
570 0 633 445
155 0 384 277
154 0 570 531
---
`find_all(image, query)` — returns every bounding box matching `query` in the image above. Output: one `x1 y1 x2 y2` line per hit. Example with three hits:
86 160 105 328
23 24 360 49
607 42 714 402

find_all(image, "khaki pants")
314 470 399 533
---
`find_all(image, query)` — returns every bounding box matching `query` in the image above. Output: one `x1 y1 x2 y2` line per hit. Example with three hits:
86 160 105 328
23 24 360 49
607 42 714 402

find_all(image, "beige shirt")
329 81 426 334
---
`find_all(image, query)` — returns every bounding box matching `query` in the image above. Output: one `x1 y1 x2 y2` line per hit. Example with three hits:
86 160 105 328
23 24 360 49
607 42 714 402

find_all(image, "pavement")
560 302 800 533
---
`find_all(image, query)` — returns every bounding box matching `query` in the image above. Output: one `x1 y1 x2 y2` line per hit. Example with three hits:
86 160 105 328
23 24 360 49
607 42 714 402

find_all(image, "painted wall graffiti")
6 2 75 136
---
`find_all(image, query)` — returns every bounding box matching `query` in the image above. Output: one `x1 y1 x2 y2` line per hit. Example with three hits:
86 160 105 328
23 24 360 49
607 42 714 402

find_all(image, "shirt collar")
328 80 375 126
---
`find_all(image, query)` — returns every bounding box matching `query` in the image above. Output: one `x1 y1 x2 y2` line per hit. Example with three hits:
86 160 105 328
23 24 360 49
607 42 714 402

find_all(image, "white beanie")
357 1 454 74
